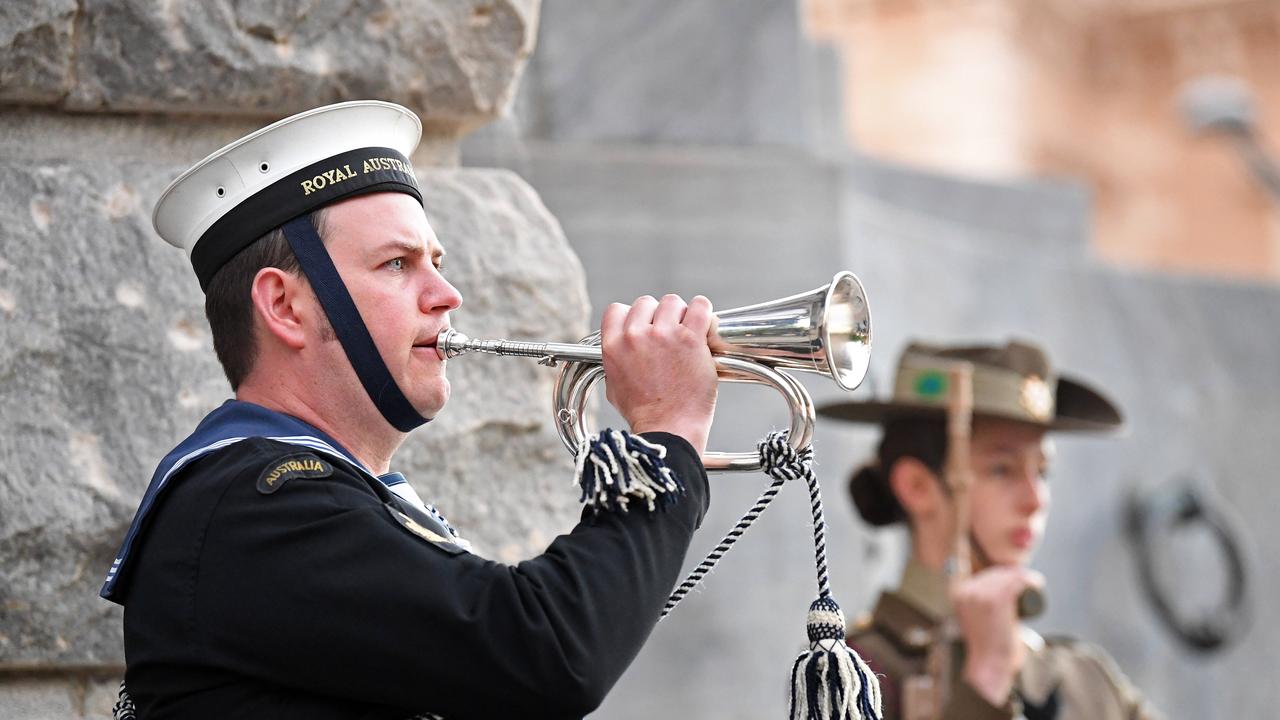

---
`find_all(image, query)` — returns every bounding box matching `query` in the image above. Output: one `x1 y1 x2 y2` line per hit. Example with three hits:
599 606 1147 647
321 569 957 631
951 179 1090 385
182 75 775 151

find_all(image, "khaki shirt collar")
898 557 952 622
896 559 1048 646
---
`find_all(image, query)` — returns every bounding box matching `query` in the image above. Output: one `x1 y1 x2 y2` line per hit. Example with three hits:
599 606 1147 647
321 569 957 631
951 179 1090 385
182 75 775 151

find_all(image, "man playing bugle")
100 101 720 719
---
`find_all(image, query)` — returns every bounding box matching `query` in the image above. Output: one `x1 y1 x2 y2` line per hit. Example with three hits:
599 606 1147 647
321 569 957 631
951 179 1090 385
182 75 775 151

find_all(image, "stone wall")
0 1 601 717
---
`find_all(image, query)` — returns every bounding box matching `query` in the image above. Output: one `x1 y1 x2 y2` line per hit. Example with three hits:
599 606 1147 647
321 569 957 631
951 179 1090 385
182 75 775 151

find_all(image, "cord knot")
758 430 813 481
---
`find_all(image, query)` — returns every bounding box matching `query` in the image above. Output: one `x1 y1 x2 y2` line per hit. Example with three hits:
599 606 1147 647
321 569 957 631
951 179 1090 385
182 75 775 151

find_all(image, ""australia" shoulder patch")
256 452 333 495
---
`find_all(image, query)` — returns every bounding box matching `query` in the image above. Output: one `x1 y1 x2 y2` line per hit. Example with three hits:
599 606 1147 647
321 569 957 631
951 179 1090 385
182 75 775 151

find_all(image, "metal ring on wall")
1125 479 1252 653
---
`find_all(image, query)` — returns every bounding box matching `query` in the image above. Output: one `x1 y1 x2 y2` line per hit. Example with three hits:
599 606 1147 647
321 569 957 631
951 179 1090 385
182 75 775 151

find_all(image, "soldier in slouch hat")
821 340 1161 720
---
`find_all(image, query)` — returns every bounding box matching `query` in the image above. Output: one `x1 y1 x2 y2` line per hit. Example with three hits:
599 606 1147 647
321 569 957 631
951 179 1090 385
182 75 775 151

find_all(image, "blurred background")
463 0 1280 717
2 0 1277 717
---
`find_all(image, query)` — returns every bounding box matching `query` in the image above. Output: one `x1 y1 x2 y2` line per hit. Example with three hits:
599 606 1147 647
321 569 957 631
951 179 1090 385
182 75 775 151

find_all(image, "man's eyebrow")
369 239 425 257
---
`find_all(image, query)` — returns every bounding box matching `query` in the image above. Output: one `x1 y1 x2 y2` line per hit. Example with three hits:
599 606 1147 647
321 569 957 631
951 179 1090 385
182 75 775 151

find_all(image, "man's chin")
410 383 450 420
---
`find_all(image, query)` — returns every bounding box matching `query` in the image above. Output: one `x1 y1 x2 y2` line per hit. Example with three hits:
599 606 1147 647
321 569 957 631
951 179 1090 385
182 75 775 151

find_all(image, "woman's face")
965 418 1052 567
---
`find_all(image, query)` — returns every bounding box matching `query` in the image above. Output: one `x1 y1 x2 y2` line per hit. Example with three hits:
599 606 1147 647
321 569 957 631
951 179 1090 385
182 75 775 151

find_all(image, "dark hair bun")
848 464 904 527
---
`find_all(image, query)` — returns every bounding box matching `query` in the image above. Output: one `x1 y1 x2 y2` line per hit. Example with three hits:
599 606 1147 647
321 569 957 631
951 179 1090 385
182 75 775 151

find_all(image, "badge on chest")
384 503 467 555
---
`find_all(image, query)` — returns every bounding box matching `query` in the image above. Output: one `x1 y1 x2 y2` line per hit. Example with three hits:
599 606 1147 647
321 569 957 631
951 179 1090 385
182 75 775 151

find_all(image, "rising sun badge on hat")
152 101 431 433
818 339 1124 432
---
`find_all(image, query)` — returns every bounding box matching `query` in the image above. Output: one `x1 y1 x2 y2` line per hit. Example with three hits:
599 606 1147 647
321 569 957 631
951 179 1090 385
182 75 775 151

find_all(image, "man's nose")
422 274 463 314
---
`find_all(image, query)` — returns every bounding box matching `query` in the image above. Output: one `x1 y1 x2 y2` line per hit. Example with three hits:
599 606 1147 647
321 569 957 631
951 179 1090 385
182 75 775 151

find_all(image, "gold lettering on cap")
300 163 363 196
357 157 414 178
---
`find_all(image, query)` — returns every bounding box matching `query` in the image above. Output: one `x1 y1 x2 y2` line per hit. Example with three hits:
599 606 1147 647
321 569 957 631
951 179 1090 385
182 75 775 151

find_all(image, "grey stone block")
0 675 120 720
465 0 844 150
0 0 76 105
0 109 464 171
1 0 537 141
466 142 845 320
846 153 1093 261
0 678 79 720
0 159 588 667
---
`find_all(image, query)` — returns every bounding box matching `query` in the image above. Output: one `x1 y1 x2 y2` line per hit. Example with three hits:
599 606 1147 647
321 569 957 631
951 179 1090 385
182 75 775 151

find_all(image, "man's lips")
413 330 446 360
413 329 445 349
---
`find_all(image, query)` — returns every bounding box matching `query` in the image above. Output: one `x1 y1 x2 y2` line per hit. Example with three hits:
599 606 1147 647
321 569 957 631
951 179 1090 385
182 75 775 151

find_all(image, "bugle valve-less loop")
436 272 872 472
552 342 816 471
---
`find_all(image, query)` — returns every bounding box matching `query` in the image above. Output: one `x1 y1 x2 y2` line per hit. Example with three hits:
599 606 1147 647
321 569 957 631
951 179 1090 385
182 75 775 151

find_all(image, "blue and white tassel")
576 429 684 513
789 596 882 720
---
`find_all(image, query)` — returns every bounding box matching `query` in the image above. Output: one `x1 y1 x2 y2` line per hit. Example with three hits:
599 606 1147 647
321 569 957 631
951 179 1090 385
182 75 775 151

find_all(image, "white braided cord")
662 474 787 617
662 430 829 618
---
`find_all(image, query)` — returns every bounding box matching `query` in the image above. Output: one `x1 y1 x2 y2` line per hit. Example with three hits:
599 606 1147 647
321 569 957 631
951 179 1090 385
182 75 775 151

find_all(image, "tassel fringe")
575 429 684 513
788 597 883 720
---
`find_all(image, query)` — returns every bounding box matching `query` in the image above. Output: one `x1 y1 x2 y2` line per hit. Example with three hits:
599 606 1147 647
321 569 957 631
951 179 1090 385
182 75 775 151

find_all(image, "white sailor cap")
152 100 423 292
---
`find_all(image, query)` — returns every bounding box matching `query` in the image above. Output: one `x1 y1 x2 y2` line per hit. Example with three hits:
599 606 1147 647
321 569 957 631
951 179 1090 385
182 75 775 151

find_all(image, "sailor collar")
100 399 443 602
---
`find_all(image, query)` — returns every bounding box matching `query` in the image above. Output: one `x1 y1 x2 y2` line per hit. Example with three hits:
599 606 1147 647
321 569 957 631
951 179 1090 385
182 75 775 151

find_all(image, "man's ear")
888 457 944 520
250 267 307 350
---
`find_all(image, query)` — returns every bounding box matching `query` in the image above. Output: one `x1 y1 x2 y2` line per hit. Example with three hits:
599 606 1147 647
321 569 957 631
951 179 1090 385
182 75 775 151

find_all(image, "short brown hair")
204 209 328 389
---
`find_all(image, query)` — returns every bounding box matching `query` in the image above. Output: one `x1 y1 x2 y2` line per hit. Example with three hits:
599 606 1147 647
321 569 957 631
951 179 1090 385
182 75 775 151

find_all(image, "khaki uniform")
847 560 1161 720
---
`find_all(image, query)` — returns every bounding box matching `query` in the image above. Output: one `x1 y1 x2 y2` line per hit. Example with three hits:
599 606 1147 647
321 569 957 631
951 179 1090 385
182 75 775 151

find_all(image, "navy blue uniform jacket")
113 430 709 719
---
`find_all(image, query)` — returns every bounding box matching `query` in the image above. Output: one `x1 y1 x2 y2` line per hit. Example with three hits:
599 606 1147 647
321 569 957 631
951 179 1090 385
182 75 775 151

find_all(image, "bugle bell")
437 272 872 472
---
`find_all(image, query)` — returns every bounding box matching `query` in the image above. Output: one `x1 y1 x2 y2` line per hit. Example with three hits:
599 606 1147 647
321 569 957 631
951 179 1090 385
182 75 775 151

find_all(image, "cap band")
192 146 421 291
281 215 427 433
895 360 1057 424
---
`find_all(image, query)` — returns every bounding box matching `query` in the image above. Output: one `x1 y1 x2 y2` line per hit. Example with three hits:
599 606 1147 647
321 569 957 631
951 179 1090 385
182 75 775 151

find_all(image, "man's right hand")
601 294 718 456
952 566 1044 706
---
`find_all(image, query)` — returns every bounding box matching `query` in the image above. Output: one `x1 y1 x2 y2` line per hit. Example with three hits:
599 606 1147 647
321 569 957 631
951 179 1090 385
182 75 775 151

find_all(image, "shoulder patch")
256 452 333 494
384 503 466 555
